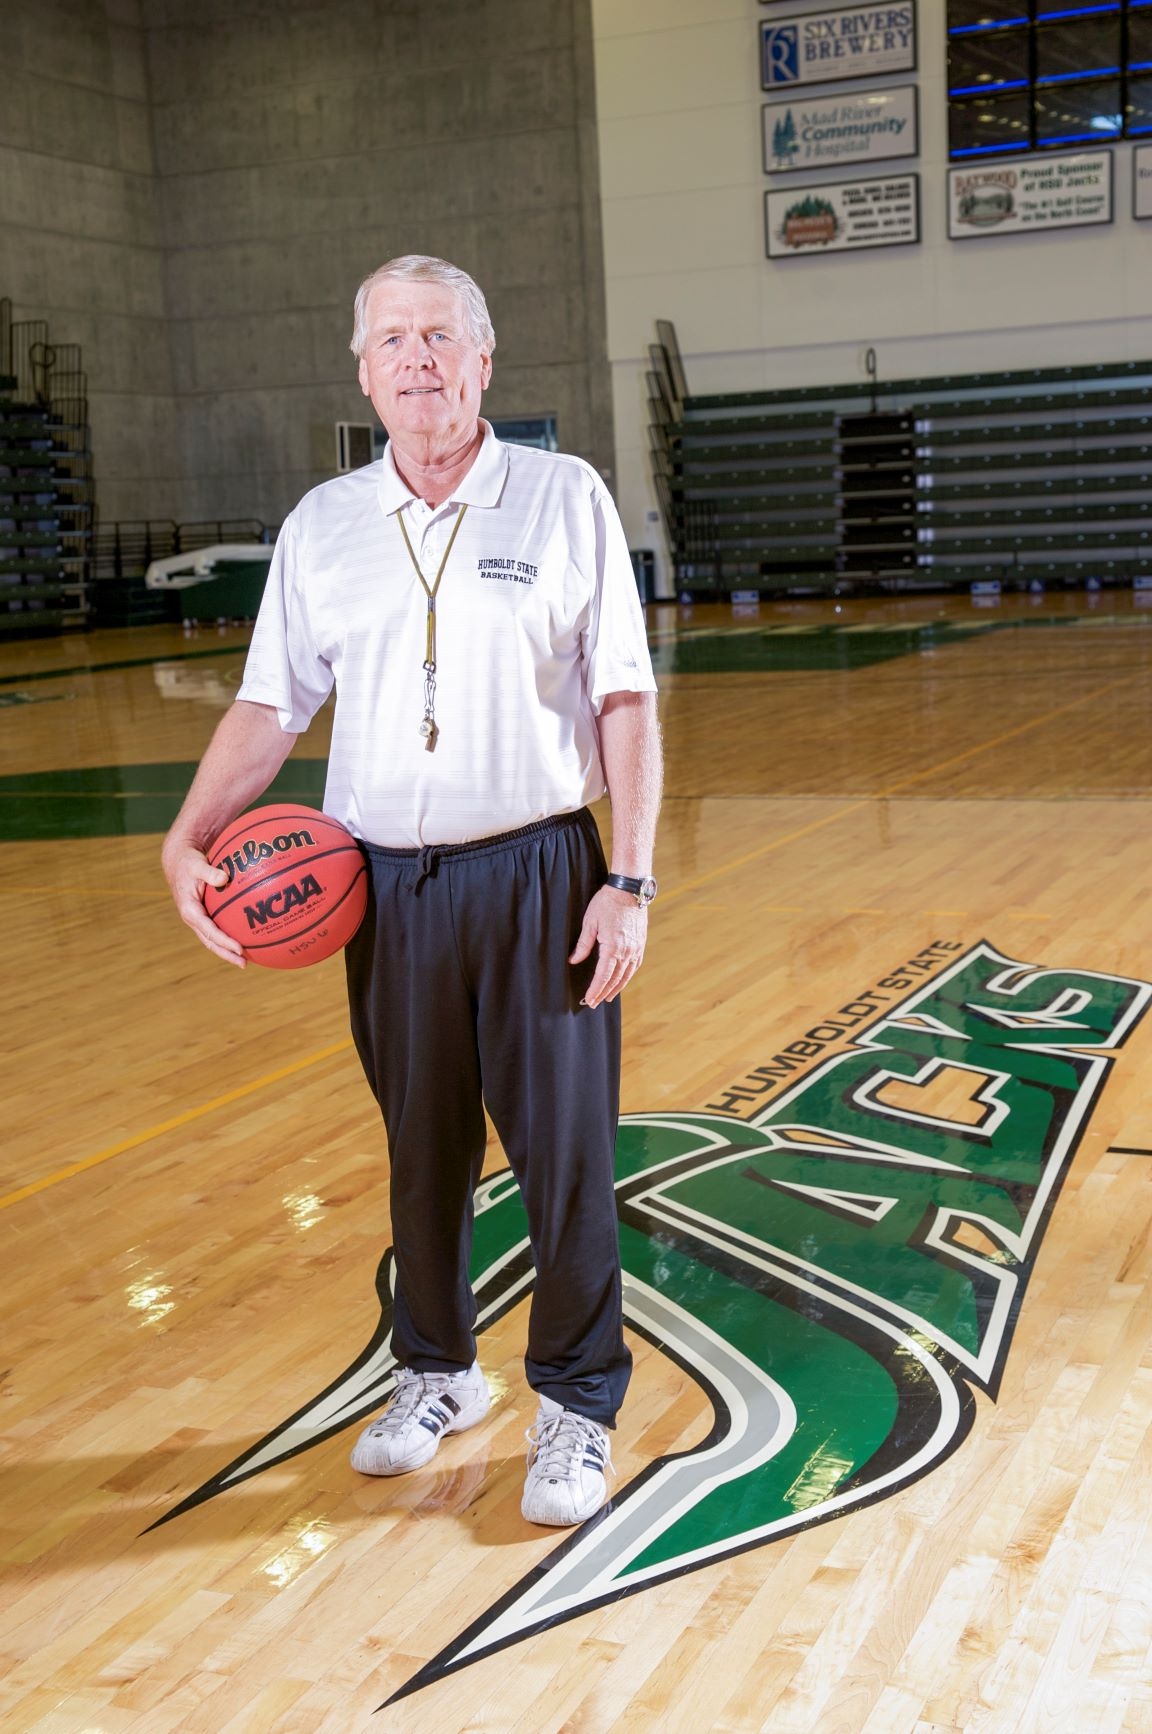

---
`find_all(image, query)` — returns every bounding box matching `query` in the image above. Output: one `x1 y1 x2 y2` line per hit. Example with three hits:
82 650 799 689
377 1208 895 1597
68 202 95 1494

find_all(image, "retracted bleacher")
0 299 93 636
651 340 1152 598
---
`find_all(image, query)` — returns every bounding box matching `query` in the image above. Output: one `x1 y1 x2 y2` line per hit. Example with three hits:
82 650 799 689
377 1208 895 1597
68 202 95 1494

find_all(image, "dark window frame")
946 0 1152 157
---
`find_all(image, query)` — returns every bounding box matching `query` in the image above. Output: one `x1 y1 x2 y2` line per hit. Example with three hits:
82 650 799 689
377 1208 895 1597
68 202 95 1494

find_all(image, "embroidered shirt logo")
478 557 538 585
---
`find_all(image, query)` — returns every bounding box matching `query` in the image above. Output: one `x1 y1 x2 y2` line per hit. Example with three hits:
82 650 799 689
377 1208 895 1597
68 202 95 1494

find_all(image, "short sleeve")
236 512 334 732
581 485 657 714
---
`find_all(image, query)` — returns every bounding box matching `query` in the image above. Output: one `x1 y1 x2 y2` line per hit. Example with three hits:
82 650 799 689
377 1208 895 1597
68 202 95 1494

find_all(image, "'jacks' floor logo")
149 941 1151 1704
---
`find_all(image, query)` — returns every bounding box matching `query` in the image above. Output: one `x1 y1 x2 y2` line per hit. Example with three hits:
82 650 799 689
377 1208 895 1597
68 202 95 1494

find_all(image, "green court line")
0 643 250 688
0 610 1141 690
0 760 327 842
4 611 1150 841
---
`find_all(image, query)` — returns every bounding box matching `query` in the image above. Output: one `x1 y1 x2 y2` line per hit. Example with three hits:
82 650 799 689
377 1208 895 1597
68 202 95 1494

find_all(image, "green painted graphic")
0 643 248 688
648 610 1148 675
7 611 1152 842
148 942 1151 1702
0 760 327 842
649 619 992 674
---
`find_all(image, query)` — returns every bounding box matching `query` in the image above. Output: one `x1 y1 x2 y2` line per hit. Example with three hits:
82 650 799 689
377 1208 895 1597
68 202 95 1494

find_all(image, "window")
949 26 1030 93
489 417 559 452
1130 9 1152 69
947 0 1152 155
1127 70 1152 129
949 90 1033 153
1035 75 1124 142
1034 18 1123 84
949 0 1031 28
371 416 559 463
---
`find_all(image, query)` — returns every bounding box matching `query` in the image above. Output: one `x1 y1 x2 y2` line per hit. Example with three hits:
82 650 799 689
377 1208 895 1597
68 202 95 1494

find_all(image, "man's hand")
161 837 246 968
159 700 298 969
569 885 648 1008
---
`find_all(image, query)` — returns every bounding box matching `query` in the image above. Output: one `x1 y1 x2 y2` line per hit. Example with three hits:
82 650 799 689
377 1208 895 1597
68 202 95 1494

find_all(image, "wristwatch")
605 872 658 907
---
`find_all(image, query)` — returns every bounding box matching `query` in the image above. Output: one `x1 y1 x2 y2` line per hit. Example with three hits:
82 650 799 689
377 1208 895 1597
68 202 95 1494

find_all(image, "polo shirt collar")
377 419 509 516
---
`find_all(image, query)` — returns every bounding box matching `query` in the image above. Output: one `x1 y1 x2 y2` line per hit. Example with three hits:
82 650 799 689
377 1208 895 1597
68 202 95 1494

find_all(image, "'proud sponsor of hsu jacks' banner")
948 151 1113 241
763 85 918 174
761 5 917 90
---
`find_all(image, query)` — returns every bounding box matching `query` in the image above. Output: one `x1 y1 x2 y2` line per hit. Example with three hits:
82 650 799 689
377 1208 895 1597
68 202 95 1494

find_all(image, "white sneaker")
521 1395 612 1526
350 1363 491 1476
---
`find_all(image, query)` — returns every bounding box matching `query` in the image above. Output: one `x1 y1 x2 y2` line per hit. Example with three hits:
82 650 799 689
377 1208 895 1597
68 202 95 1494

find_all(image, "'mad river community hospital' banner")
763 85 918 174
761 6 917 91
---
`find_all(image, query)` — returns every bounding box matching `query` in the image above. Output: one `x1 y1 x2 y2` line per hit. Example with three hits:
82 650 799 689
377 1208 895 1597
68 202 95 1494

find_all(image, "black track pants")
345 808 632 1427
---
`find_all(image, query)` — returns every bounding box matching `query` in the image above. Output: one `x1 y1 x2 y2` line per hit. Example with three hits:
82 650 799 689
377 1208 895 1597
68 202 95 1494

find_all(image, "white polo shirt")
237 422 656 847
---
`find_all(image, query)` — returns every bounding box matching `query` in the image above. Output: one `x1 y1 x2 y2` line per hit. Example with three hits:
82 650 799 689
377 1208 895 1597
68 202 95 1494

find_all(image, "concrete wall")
0 0 613 531
146 0 614 524
0 0 180 522
592 0 1152 590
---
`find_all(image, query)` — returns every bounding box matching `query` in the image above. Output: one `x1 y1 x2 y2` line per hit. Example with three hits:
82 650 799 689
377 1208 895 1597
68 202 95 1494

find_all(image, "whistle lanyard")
395 503 468 752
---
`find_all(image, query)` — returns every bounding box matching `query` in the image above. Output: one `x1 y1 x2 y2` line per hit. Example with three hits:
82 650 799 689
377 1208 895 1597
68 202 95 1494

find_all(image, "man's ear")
480 353 493 391
358 357 370 398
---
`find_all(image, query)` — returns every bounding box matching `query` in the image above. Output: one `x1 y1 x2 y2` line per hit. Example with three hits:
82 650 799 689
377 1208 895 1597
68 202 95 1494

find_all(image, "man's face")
357 278 491 445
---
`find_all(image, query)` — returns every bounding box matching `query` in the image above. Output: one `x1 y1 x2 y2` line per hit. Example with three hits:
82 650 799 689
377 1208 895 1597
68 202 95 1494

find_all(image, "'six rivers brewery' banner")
761 5 917 90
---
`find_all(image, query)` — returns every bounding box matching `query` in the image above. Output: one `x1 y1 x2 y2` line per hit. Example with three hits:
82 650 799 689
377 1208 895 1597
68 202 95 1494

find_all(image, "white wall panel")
594 21 752 120
602 188 762 280
592 0 1152 568
593 0 747 42
598 106 755 201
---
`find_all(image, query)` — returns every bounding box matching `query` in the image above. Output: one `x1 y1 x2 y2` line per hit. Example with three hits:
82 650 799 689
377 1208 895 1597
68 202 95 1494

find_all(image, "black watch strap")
605 872 658 906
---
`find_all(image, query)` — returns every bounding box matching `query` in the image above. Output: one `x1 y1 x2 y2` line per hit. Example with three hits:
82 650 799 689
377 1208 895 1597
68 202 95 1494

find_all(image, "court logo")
149 941 1151 1703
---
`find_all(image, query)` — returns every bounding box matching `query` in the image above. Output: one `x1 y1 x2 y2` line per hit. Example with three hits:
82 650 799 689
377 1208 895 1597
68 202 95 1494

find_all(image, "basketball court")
3 589 1150 1732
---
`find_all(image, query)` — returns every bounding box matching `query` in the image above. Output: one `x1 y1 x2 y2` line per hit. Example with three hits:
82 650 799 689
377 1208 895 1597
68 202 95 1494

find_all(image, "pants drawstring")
413 845 440 892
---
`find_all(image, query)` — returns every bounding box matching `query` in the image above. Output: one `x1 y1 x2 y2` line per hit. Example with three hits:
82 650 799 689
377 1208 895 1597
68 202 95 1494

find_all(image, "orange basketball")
203 804 368 970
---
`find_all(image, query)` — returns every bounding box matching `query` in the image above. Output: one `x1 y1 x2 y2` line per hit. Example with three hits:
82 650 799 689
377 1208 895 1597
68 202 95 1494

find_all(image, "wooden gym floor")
1 590 1150 1733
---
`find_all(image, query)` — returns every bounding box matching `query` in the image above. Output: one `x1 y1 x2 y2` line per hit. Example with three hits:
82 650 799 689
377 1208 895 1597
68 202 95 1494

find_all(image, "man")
162 255 661 1528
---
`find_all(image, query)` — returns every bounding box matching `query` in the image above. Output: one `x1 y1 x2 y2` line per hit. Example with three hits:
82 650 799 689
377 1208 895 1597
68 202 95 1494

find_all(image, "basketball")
203 803 369 970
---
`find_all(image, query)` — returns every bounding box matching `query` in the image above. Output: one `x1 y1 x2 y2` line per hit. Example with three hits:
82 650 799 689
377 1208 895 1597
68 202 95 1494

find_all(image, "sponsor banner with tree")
763 85 918 174
948 150 1113 240
766 172 920 258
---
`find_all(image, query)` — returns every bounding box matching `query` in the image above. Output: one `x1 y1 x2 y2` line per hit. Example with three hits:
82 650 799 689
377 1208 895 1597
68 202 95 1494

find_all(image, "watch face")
639 876 658 904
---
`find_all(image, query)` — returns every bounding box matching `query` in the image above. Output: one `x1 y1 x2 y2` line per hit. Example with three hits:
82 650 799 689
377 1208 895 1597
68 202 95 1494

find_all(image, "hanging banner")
763 85 919 174
1134 145 1152 219
948 151 1114 240
761 5 917 90
766 172 920 257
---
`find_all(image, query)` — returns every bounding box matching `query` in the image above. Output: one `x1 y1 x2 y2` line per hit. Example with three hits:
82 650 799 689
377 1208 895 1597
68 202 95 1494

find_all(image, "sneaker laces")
526 1409 613 1483
368 1369 459 1437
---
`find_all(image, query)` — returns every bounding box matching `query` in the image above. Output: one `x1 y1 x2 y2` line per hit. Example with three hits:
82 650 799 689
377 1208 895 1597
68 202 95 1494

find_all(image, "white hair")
350 255 496 358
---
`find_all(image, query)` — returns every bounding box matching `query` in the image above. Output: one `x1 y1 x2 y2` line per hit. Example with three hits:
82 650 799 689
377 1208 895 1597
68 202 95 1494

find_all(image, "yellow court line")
0 888 171 898
659 798 872 905
660 673 1135 907
8 674 1131 1211
878 674 1135 796
0 1038 355 1214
